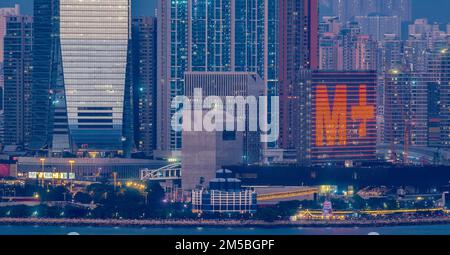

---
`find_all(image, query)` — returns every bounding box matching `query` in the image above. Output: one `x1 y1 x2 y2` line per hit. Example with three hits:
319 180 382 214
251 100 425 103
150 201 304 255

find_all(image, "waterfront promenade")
1 216 450 228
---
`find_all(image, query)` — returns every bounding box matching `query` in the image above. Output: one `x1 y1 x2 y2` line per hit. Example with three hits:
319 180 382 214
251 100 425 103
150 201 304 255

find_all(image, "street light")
39 158 46 187
443 192 449 209
68 160 75 193
39 158 45 171
68 160 75 172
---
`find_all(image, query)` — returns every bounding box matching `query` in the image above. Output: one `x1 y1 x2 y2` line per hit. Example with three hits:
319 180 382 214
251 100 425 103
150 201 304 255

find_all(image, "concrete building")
408 19 440 36
309 71 377 165
404 34 430 73
340 22 361 71
191 169 257 214
330 0 411 23
381 34 404 71
338 22 379 71
354 15 401 42
354 35 378 71
319 32 340 70
181 72 264 191
182 129 245 192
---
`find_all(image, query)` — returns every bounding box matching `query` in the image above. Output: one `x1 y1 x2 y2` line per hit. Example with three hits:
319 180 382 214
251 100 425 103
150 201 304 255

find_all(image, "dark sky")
0 0 449 23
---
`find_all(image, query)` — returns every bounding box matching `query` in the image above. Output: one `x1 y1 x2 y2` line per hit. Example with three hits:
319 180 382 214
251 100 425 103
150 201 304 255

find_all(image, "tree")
47 186 71 201
87 183 115 204
74 192 92 204
146 182 165 207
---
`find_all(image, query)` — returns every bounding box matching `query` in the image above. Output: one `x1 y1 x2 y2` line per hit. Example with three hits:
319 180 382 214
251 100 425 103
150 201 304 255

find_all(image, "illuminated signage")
315 84 375 147
28 172 76 180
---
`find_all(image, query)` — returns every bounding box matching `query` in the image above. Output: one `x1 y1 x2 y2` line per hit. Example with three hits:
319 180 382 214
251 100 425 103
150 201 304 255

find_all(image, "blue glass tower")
157 0 279 158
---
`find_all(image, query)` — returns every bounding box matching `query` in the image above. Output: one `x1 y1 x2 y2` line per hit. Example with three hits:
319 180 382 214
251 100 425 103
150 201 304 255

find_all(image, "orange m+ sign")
351 85 374 137
315 84 374 147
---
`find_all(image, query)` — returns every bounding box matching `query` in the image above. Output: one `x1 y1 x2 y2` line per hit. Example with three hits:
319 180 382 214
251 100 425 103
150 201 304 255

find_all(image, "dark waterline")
1 224 450 235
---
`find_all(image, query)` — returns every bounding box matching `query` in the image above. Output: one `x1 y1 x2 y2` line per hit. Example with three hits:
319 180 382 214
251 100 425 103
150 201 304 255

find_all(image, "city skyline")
0 0 449 237
0 0 447 163
2 0 450 23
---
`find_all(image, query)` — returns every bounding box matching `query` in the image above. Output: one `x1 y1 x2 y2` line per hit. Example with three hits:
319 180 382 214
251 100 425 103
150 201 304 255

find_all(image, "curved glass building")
31 0 132 156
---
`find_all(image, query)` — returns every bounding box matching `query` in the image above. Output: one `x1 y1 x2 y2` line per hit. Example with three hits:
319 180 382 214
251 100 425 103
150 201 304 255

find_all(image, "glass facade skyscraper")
157 0 279 158
31 0 131 155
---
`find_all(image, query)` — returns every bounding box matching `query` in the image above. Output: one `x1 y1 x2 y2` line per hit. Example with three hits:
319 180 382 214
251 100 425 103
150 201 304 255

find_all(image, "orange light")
351 84 375 137
315 84 347 146
315 84 375 147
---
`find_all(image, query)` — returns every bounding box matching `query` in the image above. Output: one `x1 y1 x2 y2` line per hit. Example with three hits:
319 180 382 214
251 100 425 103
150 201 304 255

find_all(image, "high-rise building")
340 22 361 70
407 20 447 61
309 71 377 165
3 15 33 147
330 0 372 23
382 44 449 151
408 19 440 36
0 63 3 109
318 17 342 71
132 17 157 158
330 0 411 23
401 25 450 150
384 69 410 147
0 4 20 64
31 0 132 156
380 0 411 22
0 4 21 121
381 34 403 71
319 16 342 35
157 0 279 159
338 23 378 71
435 48 450 148
294 70 313 165
423 47 450 149
354 15 401 42
319 32 340 70
404 34 429 72
377 34 404 145
278 0 319 151
354 34 378 71
409 73 429 147
384 68 429 148
427 77 441 148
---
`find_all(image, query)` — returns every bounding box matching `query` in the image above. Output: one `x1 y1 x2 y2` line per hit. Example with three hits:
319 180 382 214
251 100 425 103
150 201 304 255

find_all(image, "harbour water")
0 224 450 235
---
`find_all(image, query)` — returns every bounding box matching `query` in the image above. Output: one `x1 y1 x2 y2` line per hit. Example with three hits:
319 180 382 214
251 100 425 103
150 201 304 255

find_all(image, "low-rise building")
191 169 257 214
